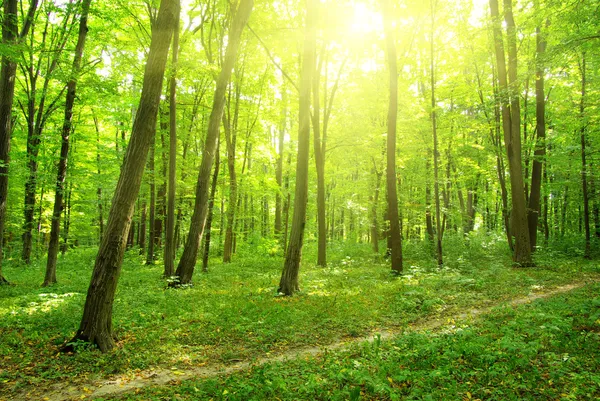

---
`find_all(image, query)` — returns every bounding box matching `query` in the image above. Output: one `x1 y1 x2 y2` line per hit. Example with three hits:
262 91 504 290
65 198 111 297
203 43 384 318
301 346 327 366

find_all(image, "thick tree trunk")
382 0 403 273
44 0 92 287
202 138 220 273
490 0 532 265
0 0 23 283
527 23 547 252
173 0 253 285
579 53 591 259
62 0 178 352
278 0 316 295
164 12 179 277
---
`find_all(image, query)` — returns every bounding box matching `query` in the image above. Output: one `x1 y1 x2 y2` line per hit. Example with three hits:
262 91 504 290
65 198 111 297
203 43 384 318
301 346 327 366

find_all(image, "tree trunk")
202 137 220 273
382 0 403 274
146 144 156 264
0 0 37 283
527 22 547 252
312 57 327 267
164 12 179 277
223 83 241 263
93 114 104 242
579 53 591 259
370 157 383 253
430 5 442 266
61 183 72 254
173 0 253 285
62 0 178 352
489 0 532 265
44 0 92 287
139 200 146 254
278 0 316 295
274 87 286 237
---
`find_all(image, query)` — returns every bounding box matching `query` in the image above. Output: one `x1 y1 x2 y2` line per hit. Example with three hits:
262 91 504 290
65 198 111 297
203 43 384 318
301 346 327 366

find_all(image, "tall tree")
44 0 93 287
312 52 346 267
278 0 317 295
173 0 253 285
164 6 180 277
578 53 591 259
429 0 443 266
274 86 287 237
382 0 403 274
0 0 39 283
222 69 243 263
62 0 178 352
202 137 221 272
489 0 532 265
527 19 547 252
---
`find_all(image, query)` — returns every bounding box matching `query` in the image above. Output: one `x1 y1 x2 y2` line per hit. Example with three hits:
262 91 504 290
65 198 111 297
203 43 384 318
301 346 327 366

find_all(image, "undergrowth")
0 236 598 399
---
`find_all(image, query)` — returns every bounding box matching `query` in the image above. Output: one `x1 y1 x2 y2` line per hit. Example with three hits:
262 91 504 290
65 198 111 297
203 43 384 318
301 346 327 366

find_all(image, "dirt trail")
8 279 598 401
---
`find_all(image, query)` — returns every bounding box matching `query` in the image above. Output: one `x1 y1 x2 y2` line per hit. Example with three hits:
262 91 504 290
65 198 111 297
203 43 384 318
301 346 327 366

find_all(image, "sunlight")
348 1 382 36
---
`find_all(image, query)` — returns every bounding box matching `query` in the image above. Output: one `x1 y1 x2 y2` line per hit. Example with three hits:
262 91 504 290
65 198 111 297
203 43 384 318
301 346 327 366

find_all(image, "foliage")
1 242 599 398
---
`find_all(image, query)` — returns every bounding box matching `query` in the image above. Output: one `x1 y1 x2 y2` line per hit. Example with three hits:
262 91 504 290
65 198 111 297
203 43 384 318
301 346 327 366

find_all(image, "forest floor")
1 239 599 400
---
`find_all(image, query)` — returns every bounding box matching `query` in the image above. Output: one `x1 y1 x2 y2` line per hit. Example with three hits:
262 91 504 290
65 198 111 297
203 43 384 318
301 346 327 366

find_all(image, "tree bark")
164 10 179 277
63 0 178 352
382 0 403 273
173 0 253 285
278 0 316 295
0 0 19 283
527 22 547 252
44 0 92 287
489 0 532 265
202 137 220 273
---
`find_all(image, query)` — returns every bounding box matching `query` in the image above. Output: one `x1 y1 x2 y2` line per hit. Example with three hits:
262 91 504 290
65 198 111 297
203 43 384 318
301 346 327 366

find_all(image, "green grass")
0 235 598 399
112 282 600 401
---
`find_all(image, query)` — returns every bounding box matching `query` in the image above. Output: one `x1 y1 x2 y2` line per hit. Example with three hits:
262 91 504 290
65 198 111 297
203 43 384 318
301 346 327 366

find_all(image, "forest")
0 0 599 399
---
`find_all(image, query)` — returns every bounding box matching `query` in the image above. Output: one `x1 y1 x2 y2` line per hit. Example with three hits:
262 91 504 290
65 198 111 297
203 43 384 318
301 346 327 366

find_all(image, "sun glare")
348 1 382 36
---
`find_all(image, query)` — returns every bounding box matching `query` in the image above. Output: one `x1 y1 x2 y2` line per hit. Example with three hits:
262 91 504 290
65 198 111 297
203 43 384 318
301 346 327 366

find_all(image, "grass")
0 234 598 400
112 281 600 401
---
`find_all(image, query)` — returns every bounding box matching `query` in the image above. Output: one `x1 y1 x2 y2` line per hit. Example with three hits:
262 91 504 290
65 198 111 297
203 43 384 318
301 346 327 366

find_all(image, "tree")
382 0 403 274
173 0 253 285
527 18 547 252
164 7 180 277
63 0 179 352
0 0 39 283
277 0 317 296
20 1 76 264
44 0 93 287
489 0 532 266
578 53 591 259
429 0 443 266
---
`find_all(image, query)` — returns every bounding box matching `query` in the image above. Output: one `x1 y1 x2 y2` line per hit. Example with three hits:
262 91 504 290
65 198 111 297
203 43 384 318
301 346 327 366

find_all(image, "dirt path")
9 279 598 401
